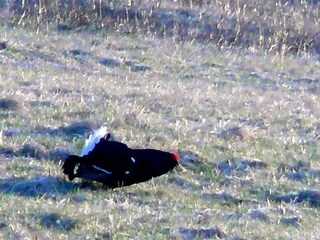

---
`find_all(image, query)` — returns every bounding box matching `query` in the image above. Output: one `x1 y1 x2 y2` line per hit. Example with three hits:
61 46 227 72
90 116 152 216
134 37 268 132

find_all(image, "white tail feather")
80 126 108 156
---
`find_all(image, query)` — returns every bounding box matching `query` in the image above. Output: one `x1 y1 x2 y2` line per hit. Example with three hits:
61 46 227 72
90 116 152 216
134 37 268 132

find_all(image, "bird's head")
171 152 179 162
171 152 187 172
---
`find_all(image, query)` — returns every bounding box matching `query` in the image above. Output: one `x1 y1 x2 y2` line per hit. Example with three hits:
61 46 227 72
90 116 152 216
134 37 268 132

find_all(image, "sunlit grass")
0 18 319 239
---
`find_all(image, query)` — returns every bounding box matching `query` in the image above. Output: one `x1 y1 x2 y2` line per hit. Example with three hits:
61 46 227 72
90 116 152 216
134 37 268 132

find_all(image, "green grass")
0 20 319 239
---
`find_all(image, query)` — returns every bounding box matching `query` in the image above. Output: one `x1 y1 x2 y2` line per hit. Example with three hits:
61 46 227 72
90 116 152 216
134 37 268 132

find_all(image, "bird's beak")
175 164 187 172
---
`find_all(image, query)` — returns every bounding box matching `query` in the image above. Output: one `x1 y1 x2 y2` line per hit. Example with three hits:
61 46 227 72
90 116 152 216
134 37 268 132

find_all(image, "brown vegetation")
0 1 319 239
1 0 320 54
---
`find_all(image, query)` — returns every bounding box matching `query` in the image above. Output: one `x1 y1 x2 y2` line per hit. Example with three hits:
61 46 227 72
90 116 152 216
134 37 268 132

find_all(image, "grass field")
0 5 320 239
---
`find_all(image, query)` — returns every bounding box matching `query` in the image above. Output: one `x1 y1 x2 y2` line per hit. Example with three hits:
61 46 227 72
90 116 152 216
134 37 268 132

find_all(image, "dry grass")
1 0 320 55
0 13 320 239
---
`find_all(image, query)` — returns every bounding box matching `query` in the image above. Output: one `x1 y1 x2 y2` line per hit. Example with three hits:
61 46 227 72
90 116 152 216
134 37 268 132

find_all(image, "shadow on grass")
0 176 78 198
30 119 102 139
38 212 78 231
0 119 105 161
3 119 102 141
270 190 320 208
0 140 73 162
179 150 211 173
14 141 73 161
0 175 112 199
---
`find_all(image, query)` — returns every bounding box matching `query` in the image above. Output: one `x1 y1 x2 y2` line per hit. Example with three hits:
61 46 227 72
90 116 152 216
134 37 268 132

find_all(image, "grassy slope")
0 24 319 239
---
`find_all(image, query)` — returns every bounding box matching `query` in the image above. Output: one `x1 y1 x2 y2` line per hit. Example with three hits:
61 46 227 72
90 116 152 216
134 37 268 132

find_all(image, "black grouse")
62 127 179 188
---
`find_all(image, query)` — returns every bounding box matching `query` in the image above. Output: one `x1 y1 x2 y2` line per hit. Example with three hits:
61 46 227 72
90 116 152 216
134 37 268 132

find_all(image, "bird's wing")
85 140 133 173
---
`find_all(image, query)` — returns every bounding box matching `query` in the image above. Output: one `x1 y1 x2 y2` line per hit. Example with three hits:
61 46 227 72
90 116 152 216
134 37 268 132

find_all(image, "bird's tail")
62 155 82 181
80 126 110 156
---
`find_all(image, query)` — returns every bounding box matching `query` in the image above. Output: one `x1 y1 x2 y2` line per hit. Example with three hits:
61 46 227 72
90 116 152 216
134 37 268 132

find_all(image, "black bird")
62 127 179 188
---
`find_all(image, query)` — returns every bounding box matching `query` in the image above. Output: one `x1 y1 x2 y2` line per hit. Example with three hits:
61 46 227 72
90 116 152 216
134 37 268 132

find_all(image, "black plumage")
62 133 179 188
